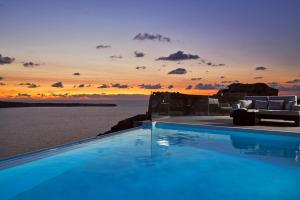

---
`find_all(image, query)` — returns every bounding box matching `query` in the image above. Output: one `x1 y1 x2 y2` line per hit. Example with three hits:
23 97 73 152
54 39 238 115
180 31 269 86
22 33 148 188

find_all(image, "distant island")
0 101 117 108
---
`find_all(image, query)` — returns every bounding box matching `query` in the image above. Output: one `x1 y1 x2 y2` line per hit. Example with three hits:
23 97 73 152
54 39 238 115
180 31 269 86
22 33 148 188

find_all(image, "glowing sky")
0 0 300 99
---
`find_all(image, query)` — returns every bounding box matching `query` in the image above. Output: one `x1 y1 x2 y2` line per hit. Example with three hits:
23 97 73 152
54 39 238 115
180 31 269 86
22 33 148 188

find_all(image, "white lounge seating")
232 96 300 126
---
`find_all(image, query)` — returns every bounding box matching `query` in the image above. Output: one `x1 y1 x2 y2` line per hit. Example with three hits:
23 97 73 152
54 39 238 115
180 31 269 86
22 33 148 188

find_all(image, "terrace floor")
153 115 300 134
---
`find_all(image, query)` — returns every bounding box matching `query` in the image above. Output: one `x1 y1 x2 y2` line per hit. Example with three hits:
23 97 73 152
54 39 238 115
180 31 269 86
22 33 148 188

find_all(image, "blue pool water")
1 122 300 200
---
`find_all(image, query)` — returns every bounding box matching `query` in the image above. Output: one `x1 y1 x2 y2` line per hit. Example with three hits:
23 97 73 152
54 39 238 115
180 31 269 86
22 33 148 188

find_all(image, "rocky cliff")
100 113 151 135
215 83 278 103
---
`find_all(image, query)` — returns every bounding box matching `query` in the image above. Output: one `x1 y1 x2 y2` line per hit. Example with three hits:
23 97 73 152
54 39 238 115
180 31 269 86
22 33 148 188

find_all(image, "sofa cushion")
245 96 268 109
254 100 268 109
268 100 284 110
269 96 297 103
259 109 300 116
238 100 252 109
284 101 296 110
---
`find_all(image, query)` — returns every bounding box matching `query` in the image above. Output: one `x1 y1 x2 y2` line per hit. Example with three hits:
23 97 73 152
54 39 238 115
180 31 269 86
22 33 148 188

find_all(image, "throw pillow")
239 100 252 109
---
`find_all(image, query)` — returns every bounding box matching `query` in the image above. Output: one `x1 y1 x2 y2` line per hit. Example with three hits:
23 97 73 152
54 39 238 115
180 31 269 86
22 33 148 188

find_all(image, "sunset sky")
1 0 300 99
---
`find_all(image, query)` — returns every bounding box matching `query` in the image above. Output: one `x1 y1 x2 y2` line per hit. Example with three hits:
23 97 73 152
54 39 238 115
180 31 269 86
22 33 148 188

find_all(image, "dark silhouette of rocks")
215 83 278 104
217 83 278 96
101 114 151 135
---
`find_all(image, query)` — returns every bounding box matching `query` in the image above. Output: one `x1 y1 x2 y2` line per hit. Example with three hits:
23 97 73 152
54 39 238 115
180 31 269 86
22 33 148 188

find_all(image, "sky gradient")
1 0 300 99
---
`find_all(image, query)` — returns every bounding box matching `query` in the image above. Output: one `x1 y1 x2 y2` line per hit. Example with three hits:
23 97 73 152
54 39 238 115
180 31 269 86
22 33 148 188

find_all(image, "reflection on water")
230 135 300 160
152 124 300 166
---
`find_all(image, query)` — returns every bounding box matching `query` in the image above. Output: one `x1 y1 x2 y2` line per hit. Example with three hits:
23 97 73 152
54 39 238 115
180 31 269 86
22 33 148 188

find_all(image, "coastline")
0 101 117 108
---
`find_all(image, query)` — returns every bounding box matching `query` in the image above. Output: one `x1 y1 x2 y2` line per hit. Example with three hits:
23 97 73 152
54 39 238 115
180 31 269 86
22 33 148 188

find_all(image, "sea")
0 99 149 159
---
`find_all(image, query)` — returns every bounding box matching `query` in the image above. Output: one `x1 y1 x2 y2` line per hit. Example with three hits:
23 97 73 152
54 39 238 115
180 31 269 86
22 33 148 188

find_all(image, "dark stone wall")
149 92 210 116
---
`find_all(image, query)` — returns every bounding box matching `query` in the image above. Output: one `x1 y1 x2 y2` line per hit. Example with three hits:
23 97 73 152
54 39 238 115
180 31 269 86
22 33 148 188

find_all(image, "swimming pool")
1 122 300 200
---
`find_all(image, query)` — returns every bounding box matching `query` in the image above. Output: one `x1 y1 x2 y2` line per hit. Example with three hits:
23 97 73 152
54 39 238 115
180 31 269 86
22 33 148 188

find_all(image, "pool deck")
153 115 300 134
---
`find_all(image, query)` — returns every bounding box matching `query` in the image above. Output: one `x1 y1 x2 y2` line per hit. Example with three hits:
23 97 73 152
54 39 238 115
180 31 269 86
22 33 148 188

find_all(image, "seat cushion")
245 96 268 109
269 96 297 103
259 109 300 116
254 100 268 109
268 100 284 110
285 101 296 110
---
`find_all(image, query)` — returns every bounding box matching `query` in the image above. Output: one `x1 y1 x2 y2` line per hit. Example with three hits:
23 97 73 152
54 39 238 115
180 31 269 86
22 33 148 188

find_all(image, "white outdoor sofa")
231 96 300 126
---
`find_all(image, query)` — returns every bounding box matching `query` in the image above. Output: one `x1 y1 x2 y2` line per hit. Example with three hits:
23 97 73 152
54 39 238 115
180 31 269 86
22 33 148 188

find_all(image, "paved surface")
153 115 300 134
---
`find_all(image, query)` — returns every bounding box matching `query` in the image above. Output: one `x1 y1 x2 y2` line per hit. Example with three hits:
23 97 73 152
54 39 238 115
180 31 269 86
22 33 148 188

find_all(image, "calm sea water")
0 100 148 159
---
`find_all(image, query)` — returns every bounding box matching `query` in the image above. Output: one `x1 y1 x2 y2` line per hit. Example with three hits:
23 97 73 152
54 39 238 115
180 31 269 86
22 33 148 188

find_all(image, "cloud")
98 84 110 88
220 80 240 84
51 82 64 88
28 84 39 88
37 93 45 97
254 76 263 79
256 66 267 71
96 44 111 49
156 51 199 61
191 77 202 81
267 82 300 92
286 79 300 84
23 62 39 67
139 83 162 89
48 93 149 100
73 72 80 76
185 85 193 90
17 93 31 97
207 62 225 67
73 84 91 88
51 93 69 97
136 66 146 70
220 76 225 79
19 83 39 88
67 94 105 98
110 55 122 59
0 54 15 64
133 33 171 42
0 82 5 86
199 59 226 67
194 83 216 90
134 51 145 57
168 85 174 89
0 76 3 81
267 82 280 88
168 68 187 75
278 85 300 91
111 83 128 88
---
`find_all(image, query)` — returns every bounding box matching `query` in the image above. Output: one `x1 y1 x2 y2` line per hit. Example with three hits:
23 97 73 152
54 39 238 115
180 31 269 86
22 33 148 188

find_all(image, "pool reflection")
152 125 300 165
